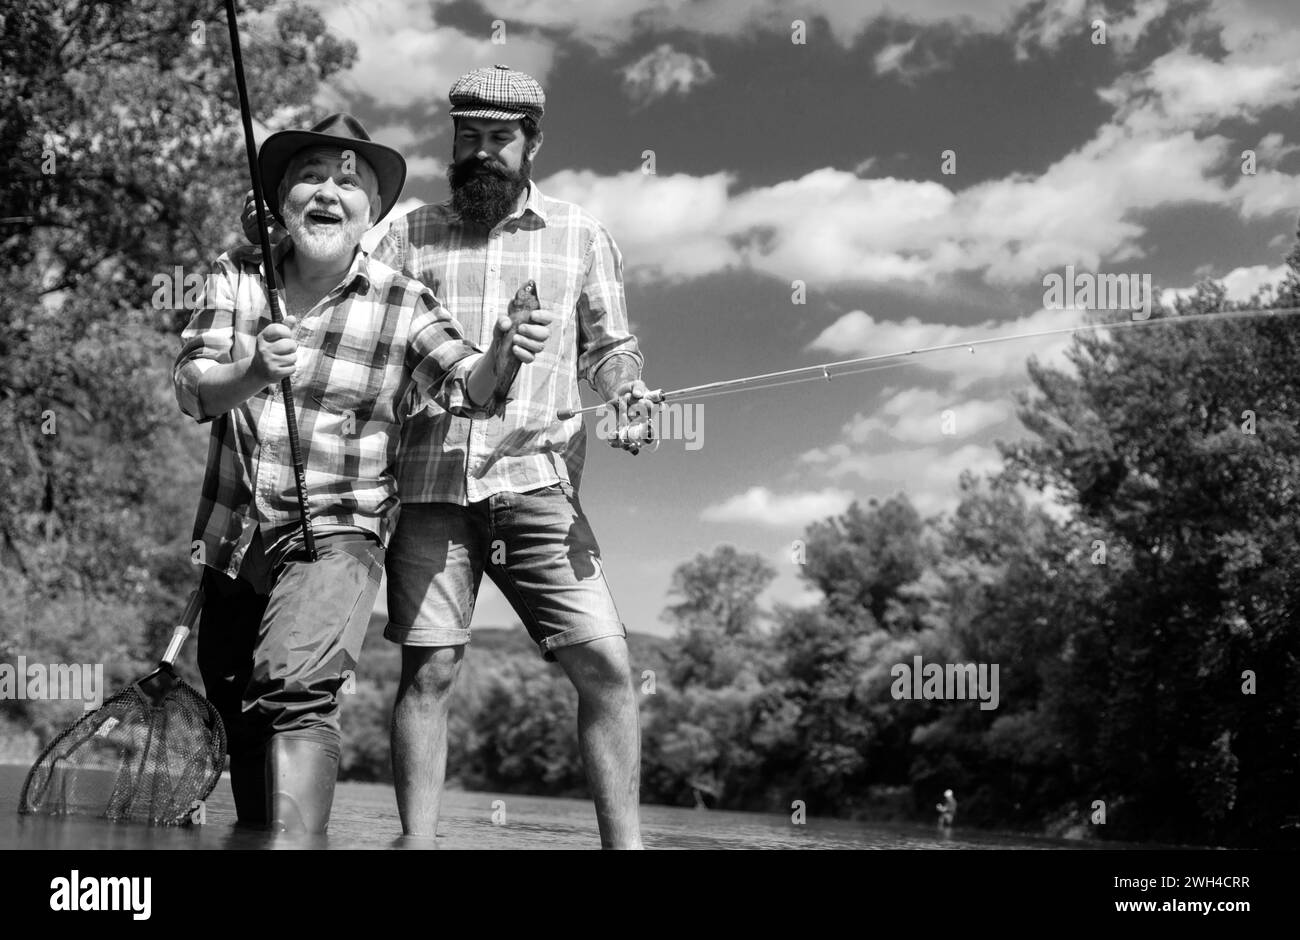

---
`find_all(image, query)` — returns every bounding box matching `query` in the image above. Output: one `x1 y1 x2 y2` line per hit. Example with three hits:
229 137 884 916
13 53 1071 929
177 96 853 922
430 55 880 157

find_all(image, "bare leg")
391 645 464 837
552 636 643 849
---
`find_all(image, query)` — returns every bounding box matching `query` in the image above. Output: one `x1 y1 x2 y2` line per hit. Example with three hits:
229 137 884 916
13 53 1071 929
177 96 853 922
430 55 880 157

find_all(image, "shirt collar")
256 237 373 293
517 180 547 225
489 181 547 234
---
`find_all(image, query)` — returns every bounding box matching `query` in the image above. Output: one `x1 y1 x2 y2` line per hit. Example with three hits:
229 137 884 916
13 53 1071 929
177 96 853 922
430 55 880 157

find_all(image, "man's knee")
555 636 632 693
399 645 464 702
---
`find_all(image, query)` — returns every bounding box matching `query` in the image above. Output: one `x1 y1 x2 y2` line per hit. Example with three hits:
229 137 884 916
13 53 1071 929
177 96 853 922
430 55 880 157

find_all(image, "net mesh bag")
19 665 227 827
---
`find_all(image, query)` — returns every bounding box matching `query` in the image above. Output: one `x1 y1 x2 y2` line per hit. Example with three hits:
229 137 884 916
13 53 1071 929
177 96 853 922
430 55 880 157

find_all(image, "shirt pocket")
312 335 390 422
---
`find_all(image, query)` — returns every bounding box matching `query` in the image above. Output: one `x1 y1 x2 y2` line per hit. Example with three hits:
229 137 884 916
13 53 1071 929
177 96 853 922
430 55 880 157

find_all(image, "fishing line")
559 305 1300 420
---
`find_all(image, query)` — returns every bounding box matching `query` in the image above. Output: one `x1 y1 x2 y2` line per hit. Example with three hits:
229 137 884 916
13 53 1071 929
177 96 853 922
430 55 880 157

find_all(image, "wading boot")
266 734 340 834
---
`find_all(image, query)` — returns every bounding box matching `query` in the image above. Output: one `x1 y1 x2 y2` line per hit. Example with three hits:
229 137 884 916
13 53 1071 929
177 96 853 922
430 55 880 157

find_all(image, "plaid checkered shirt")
373 180 643 504
174 240 490 579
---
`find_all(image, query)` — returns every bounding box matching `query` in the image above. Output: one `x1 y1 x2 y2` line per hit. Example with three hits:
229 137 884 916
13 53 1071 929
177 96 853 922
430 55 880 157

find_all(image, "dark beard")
448 152 531 227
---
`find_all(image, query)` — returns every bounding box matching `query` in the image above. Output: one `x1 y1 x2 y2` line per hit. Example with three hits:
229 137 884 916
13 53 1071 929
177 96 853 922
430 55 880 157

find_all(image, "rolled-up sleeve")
173 256 237 422
576 221 642 388
406 291 496 420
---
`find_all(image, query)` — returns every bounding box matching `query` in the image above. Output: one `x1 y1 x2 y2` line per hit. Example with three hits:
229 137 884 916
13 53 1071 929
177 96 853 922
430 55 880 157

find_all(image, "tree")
1004 278 1300 845
800 496 930 628
639 546 777 807
659 544 776 688
0 0 355 748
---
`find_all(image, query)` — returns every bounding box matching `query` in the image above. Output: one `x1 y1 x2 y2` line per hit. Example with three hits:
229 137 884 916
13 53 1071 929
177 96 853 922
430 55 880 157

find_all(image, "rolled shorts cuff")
537 620 628 662
383 620 473 648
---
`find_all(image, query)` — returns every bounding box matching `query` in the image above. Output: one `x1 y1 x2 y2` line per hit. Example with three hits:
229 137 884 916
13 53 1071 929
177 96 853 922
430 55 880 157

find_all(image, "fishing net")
19 664 226 827
18 590 227 827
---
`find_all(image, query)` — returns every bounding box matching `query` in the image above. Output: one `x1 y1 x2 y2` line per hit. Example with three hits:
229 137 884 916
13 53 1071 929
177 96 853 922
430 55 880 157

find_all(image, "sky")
248 0 1300 637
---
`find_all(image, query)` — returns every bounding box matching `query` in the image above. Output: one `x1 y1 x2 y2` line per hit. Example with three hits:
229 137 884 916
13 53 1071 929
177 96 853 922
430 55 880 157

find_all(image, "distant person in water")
936 789 957 828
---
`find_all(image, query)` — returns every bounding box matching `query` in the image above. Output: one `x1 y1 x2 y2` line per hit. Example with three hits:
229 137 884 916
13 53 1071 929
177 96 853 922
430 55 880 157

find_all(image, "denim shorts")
384 482 627 660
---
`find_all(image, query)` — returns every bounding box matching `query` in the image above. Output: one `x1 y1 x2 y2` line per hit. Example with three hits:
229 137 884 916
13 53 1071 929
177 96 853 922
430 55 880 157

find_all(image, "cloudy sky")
259 0 1300 637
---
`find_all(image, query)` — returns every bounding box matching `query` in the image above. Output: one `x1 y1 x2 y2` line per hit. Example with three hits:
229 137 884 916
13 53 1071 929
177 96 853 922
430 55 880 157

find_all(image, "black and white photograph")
0 0 1295 916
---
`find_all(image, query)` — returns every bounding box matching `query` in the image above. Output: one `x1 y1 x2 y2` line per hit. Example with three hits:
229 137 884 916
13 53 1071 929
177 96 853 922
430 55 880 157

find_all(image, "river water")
1 763 1092 850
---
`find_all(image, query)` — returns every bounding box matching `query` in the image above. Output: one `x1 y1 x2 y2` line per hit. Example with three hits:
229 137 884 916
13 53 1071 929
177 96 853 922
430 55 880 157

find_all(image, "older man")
376 67 650 849
179 113 549 834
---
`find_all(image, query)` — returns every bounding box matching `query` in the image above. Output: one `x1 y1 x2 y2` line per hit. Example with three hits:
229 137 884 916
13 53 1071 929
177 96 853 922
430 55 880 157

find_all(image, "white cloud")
539 169 740 281
368 123 428 152
801 442 1004 516
1254 132 1300 165
1219 263 1287 302
853 156 878 176
806 306 1078 391
541 125 1240 288
1111 0 1177 49
524 0 1300 290
403 155 446 181
315 0 556 113
1013 0 1098 60
1205 0 1300 55
484 0 1025 52
833 391 1013 446
1229 168 1300 219
700 486 855 528
1161 263 1288 307
792 306 1093 517
762 572 825 611
364 122 444 180
622 44 715 104
874 38 917 75
1102 49 1300 135
1015 0 1173 60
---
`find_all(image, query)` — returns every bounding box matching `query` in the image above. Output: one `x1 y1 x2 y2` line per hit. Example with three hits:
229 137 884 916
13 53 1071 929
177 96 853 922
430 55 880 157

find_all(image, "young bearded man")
180 113 549 834
376 66 652 849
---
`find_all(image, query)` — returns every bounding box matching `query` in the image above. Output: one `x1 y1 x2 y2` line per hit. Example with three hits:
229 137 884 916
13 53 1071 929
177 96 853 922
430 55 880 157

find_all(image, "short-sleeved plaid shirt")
373 180 642 504
174 240 490 579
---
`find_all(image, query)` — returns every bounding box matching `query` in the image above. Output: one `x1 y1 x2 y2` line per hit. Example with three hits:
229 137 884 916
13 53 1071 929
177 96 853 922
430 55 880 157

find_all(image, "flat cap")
449 64 545 123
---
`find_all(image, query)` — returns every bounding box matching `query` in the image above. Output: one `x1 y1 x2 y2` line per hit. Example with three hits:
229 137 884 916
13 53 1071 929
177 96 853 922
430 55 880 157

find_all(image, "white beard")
283 203 369 264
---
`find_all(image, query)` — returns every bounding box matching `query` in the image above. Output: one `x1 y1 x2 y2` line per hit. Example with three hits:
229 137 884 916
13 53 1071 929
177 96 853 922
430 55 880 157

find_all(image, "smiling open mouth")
306 210 342 225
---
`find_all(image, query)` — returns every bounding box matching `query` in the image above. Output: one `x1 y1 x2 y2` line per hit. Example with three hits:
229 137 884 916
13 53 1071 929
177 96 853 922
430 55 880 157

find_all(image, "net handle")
161 587 205 666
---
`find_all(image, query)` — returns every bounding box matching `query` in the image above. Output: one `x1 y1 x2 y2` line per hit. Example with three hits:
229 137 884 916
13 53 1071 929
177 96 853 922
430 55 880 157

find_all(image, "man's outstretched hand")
467 280 552 409
493 281 551 366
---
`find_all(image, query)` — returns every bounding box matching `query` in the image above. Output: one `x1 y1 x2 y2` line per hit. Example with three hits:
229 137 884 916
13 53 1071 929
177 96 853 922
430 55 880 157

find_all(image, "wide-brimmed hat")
258 113 406 224
448 64 545 123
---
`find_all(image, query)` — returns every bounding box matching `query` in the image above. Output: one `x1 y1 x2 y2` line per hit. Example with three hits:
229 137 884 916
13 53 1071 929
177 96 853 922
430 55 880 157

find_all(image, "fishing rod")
558 305 1300 423
223 0 316 560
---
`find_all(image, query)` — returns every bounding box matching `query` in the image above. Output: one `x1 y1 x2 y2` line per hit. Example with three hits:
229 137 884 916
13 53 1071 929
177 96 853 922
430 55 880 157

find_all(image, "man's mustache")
453 158 516 181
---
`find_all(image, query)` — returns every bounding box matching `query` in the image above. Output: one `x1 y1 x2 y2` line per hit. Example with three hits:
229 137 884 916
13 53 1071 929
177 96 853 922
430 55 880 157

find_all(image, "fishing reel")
617 418 657 454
